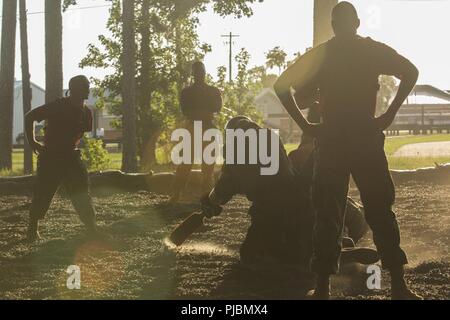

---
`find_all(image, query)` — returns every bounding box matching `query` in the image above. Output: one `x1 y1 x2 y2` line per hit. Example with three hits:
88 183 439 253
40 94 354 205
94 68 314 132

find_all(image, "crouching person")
201 116 309 265
25 75 100 241
201 116 377 268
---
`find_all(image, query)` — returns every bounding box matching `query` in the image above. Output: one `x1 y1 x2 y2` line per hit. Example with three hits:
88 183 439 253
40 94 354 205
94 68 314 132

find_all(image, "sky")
0 0 449 90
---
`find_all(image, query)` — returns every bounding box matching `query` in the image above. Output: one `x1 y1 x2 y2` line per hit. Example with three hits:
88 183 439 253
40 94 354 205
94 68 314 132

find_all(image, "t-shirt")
285 36 408 126
180 83 222 122
33 97 93 154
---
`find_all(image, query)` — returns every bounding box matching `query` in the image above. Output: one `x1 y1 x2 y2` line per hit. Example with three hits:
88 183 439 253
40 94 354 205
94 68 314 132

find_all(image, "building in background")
13 80 46 145
389 85 450 134
254 84 450 141
85 91 122 144
254 87 302 143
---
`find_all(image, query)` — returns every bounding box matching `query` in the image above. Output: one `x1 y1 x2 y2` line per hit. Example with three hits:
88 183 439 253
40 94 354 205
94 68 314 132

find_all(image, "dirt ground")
0 181 449 300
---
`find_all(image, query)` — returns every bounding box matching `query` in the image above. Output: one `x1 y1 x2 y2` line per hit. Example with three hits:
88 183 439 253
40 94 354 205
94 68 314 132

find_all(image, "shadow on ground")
0 183 449 299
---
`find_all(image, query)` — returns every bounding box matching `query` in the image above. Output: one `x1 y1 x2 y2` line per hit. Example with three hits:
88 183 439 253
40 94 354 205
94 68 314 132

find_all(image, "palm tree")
20 0 33 174
121 0 138 172
45 0 63 103
265 46 287 75
0 0 18 171
313 0 338 47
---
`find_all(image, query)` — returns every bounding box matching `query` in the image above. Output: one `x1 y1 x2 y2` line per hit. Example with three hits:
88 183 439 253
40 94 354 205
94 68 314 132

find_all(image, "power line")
221 32 240 83
0 4 112 19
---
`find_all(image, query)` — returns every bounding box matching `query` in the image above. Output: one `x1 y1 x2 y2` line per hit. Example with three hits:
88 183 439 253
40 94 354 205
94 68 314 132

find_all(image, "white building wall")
13 82 46 144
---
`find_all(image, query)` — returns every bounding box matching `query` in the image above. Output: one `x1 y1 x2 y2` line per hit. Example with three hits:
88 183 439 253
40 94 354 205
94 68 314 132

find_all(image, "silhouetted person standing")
25 75 99 241
170 62 222 203
274 2 421 300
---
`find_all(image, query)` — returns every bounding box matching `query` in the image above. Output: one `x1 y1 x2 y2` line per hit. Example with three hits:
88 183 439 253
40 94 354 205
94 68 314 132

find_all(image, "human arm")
373 43 419 130
201 166 237 218
24 105 51 154
274 47 325 136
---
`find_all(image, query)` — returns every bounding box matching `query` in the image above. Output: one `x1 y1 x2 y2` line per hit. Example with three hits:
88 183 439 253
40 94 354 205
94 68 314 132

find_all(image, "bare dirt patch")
0 182 449 300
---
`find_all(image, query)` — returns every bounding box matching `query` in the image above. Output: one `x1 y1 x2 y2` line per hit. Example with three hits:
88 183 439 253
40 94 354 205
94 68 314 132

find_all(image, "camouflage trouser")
29 150 96 227
172 120 216 196
311 127 407 274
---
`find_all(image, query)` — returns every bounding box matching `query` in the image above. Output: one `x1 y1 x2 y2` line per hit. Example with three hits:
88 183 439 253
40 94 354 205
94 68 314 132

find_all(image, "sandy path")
394 141 450 157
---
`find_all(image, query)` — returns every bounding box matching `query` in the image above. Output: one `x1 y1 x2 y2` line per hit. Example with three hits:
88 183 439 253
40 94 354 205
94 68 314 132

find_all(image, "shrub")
80 136 111 172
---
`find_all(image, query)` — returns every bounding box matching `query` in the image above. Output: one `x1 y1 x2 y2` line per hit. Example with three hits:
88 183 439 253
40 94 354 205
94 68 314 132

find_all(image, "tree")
81 0 261 170
265 46 287 75
0 0 18 171
121 0 138 172
45 0 63 103
137 0 154 170
248 65 277 88
214 48 263 131
20 0 33 174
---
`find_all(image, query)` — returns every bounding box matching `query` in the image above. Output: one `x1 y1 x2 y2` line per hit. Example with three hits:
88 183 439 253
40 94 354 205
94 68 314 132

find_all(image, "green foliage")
211 0 264 18
79 0 263 168
214 48 263 130
265 46 288 74
0 168 25 177
80 136 112 172
80 1 207 167
62 0 77 11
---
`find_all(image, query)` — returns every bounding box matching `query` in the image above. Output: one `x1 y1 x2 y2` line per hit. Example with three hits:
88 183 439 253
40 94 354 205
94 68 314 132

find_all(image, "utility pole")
221 32 239 83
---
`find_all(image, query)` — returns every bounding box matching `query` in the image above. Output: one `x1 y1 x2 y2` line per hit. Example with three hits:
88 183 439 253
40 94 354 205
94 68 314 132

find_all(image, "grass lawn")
285 133 450 170
386 134 450 170
3 134 450 176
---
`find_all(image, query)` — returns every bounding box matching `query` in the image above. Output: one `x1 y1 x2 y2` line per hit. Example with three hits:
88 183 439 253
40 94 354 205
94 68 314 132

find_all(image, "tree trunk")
313 0 338 47
174 22 186 95
138 0 155 170
0 0 18 171
121 0 138 173
45 0 63 103
19 0 33 174
299 0 337 144
140 130 161 172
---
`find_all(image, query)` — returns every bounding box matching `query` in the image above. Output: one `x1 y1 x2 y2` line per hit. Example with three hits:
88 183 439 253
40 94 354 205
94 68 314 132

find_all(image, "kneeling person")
201 117 376 267
25 75 99 241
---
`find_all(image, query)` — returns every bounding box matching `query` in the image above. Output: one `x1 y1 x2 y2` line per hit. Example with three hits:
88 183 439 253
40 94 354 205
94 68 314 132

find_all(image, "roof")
256 85 450 103
409 85 450 102
255 87 278 102
14 80 46 93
